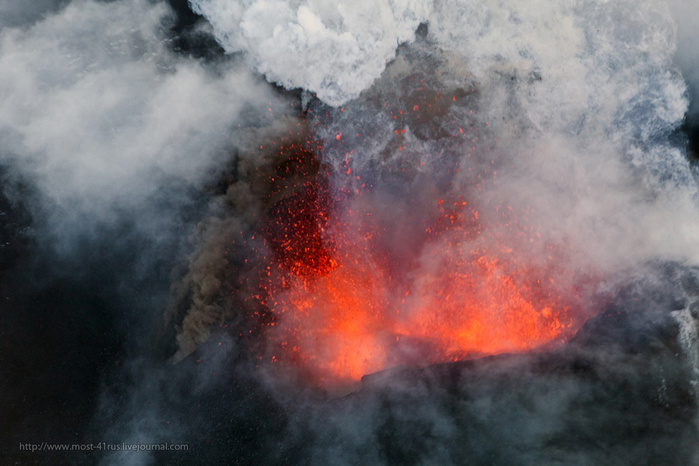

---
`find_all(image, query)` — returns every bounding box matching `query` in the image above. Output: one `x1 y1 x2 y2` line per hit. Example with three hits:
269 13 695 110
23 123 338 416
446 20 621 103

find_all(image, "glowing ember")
263 183 337 277
259 180 581 390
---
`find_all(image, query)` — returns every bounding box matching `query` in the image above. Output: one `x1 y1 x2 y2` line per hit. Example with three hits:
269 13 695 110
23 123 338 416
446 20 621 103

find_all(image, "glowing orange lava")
259 182 581 390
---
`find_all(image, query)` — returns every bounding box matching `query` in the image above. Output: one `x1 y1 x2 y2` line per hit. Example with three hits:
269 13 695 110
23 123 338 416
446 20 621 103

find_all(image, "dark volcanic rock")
277 264 699 466
145 264 699 466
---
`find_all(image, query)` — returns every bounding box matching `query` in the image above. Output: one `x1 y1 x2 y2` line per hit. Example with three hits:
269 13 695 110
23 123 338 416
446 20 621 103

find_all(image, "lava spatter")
257 174 581 390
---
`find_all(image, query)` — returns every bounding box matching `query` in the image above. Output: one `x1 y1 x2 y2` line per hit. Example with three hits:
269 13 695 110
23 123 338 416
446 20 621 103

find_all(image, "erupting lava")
259 169 580 390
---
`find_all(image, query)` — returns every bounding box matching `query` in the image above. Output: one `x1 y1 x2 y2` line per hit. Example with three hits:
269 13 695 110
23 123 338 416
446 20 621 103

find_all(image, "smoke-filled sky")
2 0 699 465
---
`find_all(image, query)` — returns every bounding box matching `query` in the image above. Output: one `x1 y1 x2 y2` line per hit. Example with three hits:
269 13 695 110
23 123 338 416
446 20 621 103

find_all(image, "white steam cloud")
0 0 282 245
188 0 431 105
427 0 697 272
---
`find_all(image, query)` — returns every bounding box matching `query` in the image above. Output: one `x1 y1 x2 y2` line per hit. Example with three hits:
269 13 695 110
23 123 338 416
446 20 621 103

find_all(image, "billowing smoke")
2 0 699 465
0 0 289 245
188 0 431 105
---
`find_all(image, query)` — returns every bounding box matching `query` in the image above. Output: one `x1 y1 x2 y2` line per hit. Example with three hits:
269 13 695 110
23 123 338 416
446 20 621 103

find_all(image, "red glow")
259 179 582 390
263 184 337 277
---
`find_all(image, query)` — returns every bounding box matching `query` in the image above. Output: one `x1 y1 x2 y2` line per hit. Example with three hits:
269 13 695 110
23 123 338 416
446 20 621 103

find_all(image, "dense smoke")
0 0 288 245
188 0 431 105
2 0 699 465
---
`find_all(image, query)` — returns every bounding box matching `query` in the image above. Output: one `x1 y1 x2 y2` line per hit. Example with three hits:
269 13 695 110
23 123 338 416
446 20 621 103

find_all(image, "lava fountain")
258 148 586 390
234 31 606 391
